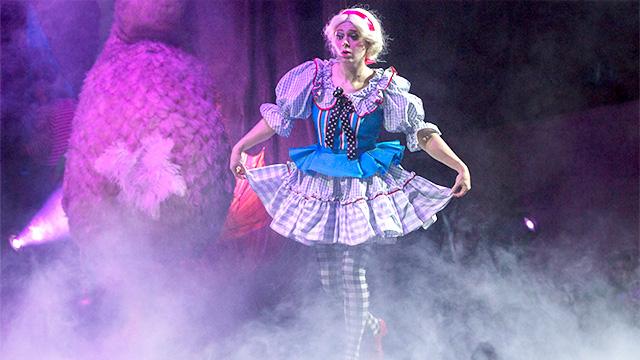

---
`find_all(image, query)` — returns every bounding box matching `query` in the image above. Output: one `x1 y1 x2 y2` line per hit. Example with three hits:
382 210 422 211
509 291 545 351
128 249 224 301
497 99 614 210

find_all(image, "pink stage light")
9 187 69 250
79 297 92 306
523 217 536 232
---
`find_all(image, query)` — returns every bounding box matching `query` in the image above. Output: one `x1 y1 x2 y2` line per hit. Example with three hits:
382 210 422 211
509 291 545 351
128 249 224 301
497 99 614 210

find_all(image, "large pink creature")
63 0 232 259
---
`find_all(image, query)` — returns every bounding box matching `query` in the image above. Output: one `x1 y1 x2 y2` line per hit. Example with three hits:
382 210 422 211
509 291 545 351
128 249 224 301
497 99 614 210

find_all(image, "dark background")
1 1 638 357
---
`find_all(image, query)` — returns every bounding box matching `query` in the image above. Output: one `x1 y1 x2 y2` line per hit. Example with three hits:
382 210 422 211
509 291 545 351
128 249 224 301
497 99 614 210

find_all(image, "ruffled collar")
312 58 396 117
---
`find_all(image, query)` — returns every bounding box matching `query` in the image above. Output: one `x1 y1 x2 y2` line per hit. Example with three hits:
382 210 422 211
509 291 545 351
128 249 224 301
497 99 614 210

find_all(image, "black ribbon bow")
325 87 358 160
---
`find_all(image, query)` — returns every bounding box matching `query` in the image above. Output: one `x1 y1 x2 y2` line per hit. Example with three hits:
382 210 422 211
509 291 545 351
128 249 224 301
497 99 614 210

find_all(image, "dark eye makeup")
335 30 359 41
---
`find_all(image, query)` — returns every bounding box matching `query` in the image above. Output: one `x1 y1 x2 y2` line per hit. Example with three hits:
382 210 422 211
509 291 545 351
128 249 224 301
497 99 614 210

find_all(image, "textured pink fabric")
221 148 270 240
63 2 232 250
47 98 75 166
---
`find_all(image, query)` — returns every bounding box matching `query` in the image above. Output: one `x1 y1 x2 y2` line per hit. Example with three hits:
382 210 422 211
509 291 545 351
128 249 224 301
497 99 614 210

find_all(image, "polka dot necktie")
326 87 358 160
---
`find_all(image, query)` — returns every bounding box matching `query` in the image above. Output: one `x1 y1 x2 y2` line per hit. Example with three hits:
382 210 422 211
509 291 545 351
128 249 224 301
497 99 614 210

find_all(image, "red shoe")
373 319 388 359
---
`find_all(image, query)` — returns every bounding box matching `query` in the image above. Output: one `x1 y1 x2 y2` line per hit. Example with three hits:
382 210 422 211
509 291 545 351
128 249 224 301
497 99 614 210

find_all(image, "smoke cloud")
2 209 638 359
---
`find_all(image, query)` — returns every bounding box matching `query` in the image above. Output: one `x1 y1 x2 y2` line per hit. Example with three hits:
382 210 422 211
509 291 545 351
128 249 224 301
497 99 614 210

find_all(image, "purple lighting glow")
79 297 92 306
9 187 69 250
523 217 537 232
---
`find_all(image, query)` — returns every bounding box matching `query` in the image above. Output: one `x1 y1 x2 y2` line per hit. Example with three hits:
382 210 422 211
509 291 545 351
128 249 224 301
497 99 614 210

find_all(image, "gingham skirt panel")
245 162 452 246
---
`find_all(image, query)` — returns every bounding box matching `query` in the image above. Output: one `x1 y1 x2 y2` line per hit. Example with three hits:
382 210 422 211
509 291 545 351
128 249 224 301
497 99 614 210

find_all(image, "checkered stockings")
315 244 382 360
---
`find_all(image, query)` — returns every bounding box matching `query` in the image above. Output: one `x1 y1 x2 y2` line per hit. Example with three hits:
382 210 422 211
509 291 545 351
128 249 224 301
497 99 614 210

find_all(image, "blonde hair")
323 7 387 63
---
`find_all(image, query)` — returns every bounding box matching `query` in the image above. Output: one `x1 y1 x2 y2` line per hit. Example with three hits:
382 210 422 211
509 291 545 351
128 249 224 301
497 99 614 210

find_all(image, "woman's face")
333 21 368 64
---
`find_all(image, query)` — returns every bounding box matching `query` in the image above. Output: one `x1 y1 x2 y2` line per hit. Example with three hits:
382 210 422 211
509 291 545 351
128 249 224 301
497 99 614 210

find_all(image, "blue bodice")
289 103 405 179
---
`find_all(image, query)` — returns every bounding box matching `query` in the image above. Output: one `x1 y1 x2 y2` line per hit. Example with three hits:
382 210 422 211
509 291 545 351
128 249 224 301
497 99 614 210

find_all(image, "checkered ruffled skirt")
245 162 452 246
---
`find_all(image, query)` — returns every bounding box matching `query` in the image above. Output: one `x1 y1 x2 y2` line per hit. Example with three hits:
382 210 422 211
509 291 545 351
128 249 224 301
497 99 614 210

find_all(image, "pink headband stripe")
342 10 375 32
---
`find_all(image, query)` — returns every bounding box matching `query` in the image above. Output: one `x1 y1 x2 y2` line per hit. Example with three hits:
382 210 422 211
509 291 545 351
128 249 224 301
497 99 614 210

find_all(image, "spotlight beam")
9 187 69 250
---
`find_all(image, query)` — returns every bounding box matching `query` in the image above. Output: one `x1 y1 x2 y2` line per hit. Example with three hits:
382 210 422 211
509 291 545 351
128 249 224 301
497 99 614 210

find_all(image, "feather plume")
94 133 186 219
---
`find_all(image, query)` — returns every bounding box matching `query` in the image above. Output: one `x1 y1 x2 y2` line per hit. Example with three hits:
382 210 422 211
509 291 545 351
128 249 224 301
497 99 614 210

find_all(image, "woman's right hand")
228 118 277 179
229 145 246 179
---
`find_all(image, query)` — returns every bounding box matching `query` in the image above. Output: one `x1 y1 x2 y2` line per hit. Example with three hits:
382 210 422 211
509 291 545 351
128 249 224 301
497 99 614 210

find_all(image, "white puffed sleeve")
260 60 318 137
382 73 441 152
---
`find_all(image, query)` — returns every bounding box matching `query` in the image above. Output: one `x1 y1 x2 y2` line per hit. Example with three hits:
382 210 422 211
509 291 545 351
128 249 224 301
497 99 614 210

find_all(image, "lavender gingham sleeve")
382 73 441 152
260 60 318 137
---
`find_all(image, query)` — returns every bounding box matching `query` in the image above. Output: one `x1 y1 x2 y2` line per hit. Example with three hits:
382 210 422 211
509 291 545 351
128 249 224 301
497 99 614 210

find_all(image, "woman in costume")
229 8 471 360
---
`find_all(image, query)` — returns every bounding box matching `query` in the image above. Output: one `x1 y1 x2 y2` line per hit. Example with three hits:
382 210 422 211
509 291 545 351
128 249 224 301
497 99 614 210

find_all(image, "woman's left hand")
451 166 471 198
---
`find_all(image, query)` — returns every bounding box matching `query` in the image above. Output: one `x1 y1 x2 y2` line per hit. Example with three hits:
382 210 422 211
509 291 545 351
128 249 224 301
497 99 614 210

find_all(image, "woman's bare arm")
229 118 276 177
418 130 471 198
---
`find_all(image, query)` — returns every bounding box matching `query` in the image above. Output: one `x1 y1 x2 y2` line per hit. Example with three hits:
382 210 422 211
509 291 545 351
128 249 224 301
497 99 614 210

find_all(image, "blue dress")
246 58 452 246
